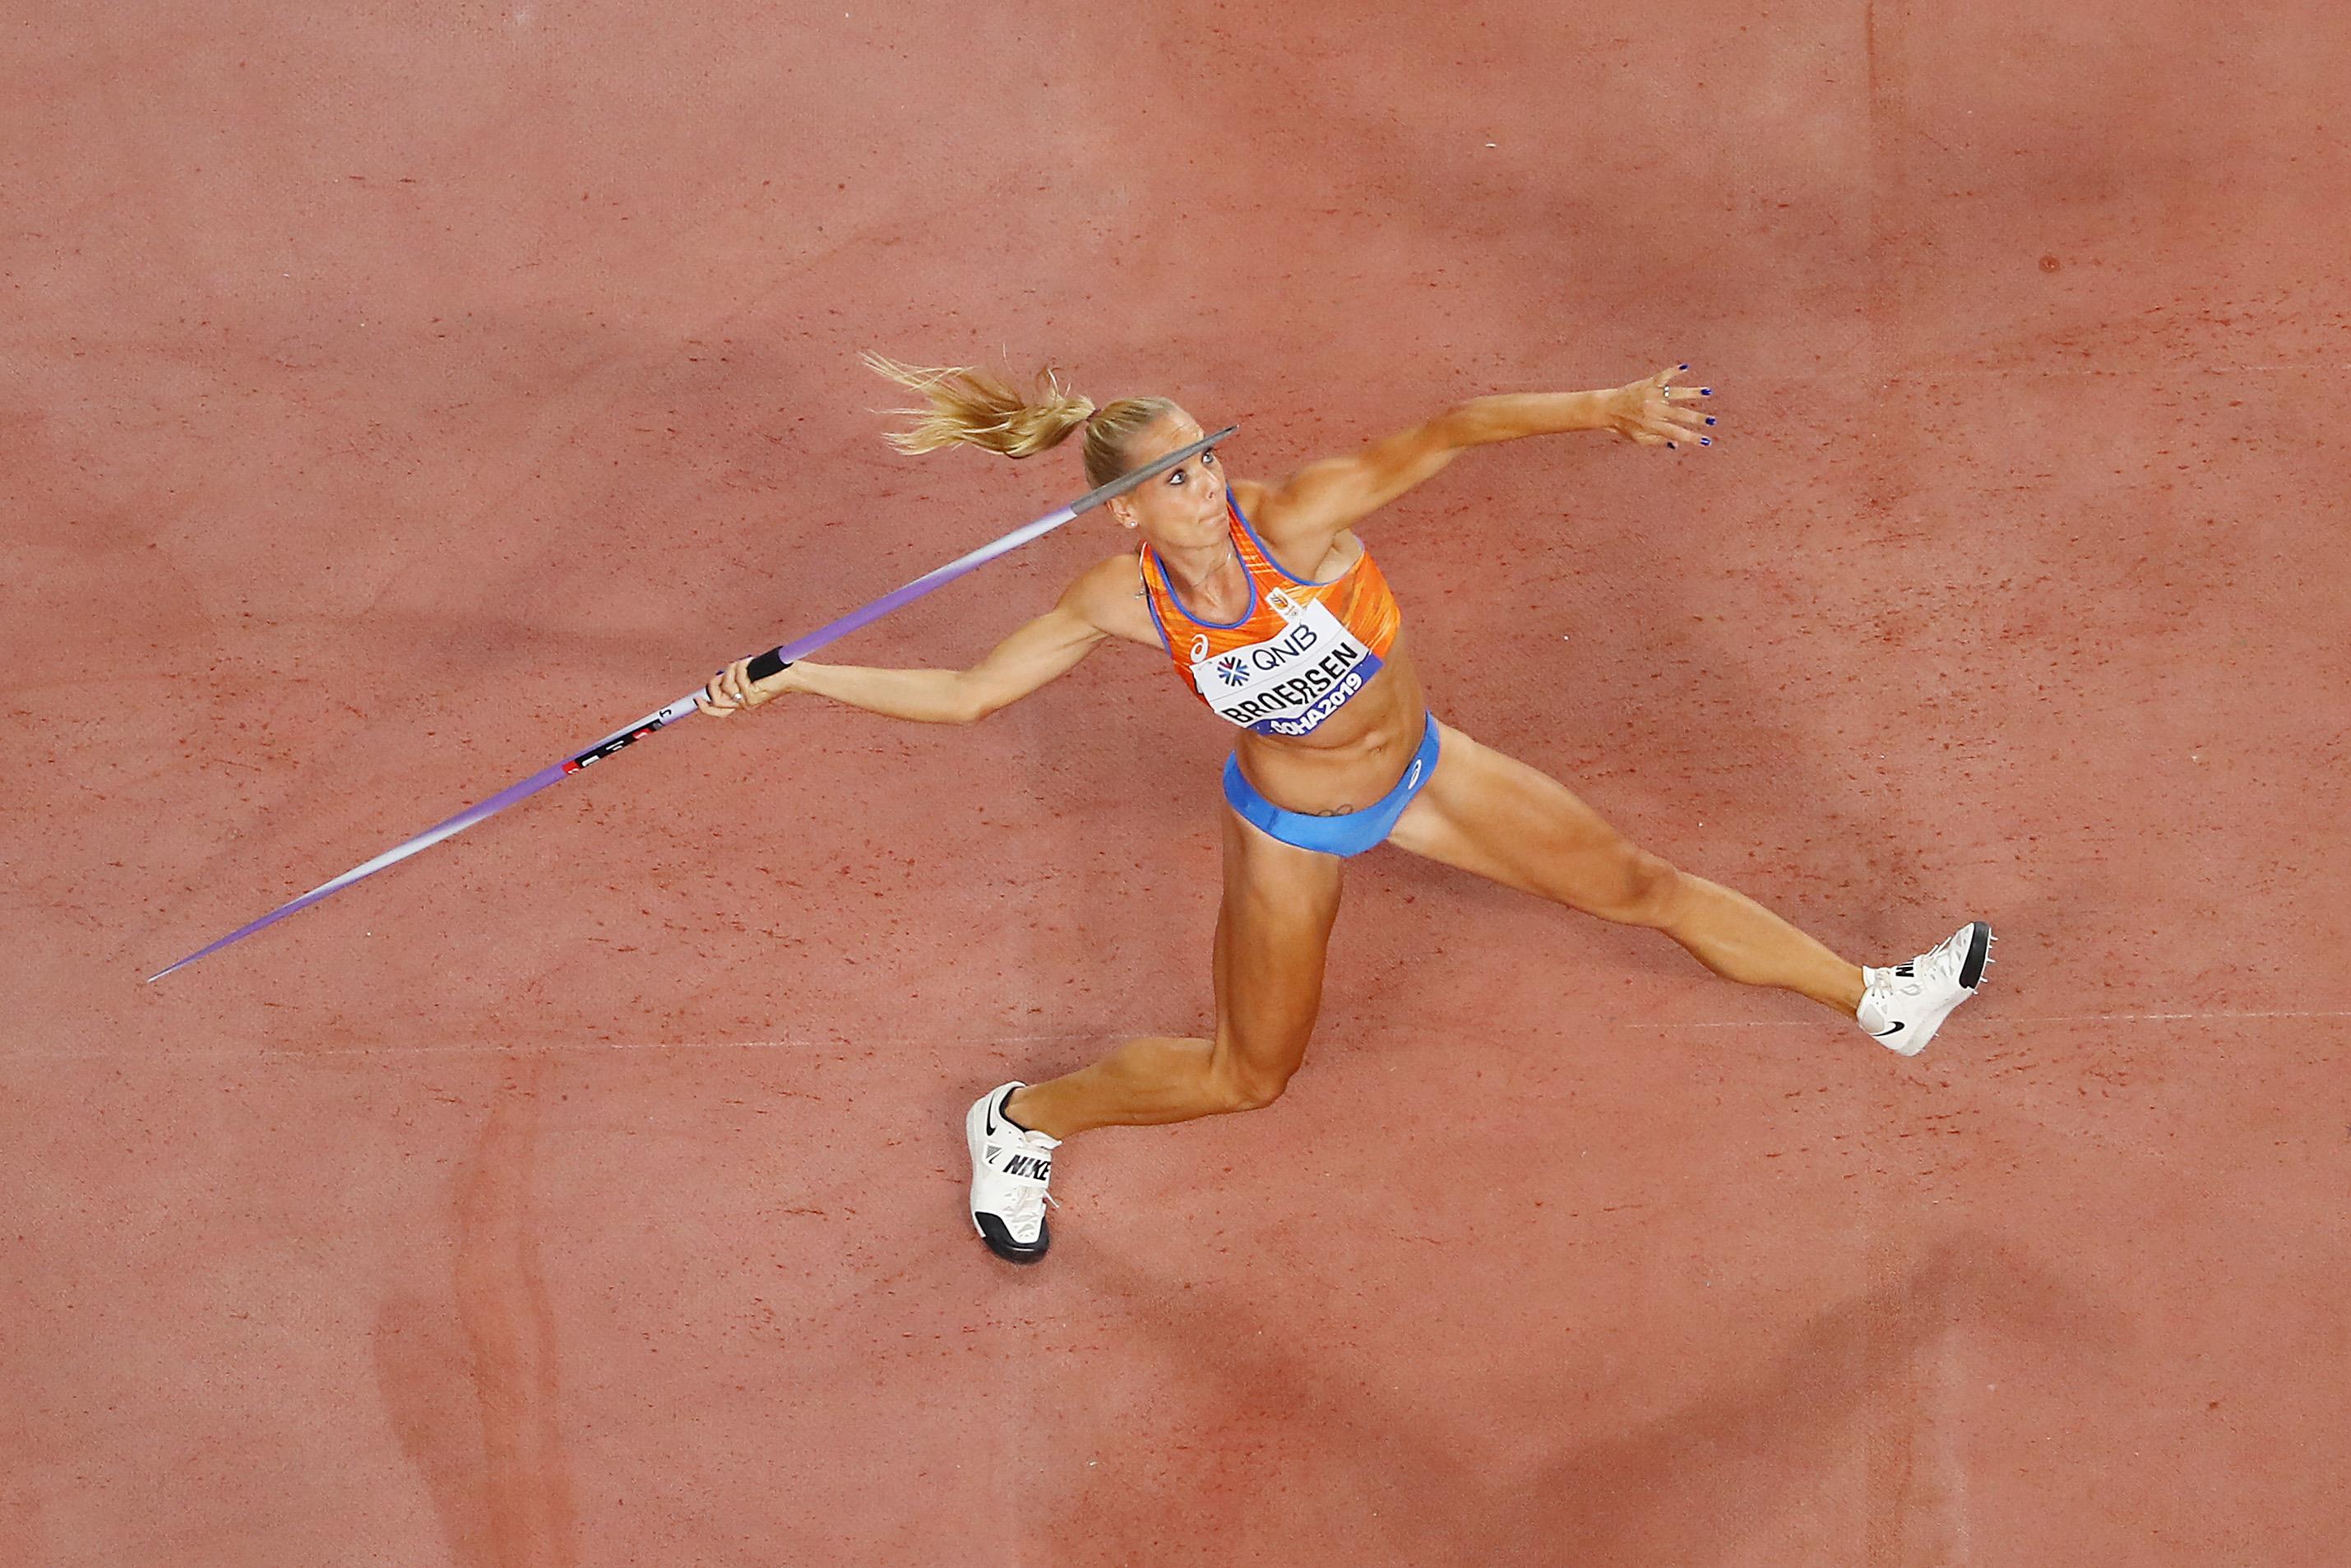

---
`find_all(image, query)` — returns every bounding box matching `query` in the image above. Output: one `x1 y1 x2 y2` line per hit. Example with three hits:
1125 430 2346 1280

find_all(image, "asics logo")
1190 633 1210 662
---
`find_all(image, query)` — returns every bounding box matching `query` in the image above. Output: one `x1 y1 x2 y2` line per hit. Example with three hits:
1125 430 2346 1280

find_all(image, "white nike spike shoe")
1857 921 1996 1057
965 1082 1060 1264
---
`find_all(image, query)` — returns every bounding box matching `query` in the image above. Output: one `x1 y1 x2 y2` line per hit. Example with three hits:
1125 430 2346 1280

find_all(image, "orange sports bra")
1139 495 1403 737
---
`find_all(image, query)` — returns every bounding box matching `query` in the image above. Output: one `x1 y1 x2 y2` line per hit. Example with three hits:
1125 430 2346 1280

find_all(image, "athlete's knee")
1220 1071 1292 1113
1206 1048 1301 1114
1582 844 1690 927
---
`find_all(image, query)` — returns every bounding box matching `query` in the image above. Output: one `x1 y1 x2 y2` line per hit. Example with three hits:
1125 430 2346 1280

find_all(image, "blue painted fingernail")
1701 387 1713 395
1705 416 1717 425
1678 363 1690 371
1700 437 1712 446
1668 442 1678 449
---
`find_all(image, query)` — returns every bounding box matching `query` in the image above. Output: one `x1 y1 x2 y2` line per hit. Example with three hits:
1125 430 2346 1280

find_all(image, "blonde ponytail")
864 352 1180 488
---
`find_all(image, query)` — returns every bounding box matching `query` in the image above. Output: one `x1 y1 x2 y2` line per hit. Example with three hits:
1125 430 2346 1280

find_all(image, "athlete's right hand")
697 656 794 718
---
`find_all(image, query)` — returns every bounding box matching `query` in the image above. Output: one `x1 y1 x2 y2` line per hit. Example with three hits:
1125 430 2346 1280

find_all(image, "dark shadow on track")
1047 1231 2113 1565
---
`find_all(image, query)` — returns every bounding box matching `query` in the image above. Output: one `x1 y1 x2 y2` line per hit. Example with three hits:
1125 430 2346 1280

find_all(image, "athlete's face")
1110 411 1227 547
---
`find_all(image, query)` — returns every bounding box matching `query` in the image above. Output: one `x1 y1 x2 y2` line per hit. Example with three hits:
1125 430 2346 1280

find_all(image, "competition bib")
1187 586 1385 736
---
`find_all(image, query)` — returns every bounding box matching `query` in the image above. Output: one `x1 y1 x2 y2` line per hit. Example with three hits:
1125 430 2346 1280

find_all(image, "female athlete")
696 357 1993 1262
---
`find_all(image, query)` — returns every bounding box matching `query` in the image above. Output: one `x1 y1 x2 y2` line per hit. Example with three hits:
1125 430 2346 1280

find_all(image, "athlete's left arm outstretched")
1247 363 1714 560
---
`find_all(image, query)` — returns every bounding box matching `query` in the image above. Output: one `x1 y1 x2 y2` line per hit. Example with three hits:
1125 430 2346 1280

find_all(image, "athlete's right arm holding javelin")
694 553 1138 724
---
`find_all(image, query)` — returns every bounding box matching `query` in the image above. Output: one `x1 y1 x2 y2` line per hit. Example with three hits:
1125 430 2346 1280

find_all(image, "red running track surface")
5 2 2348 1563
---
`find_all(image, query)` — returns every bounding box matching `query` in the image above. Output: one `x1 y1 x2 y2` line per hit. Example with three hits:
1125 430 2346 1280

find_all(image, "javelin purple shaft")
149 426 1236 983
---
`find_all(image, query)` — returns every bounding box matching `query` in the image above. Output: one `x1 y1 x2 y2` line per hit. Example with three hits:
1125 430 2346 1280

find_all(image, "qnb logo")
1215 654 1250 687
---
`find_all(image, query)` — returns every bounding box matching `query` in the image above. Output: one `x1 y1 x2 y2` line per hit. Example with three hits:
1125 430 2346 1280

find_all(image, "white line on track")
9 1008 2348 1066
2 1032 1108 1065
1621 1007 2351 1031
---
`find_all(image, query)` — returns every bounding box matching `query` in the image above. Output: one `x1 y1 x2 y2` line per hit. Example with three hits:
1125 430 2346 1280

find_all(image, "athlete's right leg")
1002 807 1345 1140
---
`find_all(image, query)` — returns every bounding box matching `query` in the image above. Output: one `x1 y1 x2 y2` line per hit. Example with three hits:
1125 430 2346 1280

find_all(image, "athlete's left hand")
1603 364 1715 451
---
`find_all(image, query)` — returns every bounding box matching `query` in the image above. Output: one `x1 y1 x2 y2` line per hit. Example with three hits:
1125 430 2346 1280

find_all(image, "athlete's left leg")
1384 720 1865 1015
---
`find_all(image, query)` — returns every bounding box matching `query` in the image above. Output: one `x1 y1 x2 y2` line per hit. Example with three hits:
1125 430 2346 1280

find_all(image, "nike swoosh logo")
1872 1021 1906 1038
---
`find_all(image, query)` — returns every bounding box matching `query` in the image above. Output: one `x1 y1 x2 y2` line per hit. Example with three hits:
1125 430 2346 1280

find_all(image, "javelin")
150 425 1237 983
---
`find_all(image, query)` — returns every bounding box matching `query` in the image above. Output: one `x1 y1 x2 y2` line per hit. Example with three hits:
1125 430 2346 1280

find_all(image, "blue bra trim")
1229 494 1345 588
1150 520 1259 630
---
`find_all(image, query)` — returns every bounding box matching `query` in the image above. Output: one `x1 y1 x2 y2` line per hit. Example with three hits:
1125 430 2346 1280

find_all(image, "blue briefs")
1221 712 1441 858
